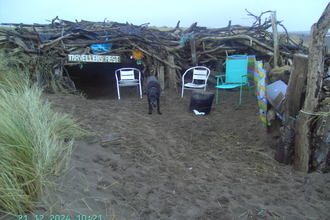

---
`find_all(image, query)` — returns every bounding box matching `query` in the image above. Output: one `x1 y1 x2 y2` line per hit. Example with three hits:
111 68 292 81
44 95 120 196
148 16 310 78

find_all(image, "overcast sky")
0 0 328 31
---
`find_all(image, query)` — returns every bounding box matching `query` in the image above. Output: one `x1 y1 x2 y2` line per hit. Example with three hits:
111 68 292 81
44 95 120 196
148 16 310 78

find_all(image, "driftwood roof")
0 13 314 92
0 14 309 68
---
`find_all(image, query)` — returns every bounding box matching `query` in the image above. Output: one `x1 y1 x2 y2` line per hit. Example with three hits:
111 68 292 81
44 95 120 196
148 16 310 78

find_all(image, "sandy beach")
4 85 329 220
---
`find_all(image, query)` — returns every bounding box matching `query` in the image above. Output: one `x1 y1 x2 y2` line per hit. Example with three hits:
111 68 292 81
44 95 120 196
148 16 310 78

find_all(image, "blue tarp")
90 42 113 54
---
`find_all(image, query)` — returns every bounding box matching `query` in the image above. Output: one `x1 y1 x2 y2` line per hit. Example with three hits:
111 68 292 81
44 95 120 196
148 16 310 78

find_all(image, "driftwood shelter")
0 11 309 94
1 8 330 173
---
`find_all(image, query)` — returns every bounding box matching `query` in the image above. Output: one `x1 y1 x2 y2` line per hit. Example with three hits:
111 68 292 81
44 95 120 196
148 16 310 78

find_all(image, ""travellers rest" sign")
68 54 121 63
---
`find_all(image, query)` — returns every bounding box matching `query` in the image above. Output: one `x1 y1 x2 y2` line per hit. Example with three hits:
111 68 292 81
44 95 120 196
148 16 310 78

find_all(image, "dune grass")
0 51 86 216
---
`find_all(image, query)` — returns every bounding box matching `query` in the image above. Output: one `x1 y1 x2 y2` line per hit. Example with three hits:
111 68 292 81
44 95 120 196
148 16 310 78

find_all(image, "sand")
5 87 330 220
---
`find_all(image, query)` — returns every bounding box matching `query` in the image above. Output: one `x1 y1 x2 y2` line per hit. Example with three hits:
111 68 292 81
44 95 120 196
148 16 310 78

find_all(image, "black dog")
146 76 162 115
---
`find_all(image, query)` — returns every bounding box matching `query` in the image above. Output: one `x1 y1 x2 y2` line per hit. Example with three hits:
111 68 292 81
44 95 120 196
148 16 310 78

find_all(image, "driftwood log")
293 3 330 172
274 3 330 172
275 53 308 164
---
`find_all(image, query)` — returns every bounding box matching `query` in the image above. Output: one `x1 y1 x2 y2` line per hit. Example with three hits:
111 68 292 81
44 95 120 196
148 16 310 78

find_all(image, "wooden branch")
39 33 79 49
33 27 42 43
175 21 180 29
198 45 247 55
245 9 273 28
271 11 279 68
63 36 137 47
183 22 197 34
197 34 275 52
227 20 232 36
13 37 29 51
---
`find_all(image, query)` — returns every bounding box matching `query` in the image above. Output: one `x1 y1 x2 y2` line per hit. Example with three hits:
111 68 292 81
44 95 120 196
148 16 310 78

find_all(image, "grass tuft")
0 51 86 216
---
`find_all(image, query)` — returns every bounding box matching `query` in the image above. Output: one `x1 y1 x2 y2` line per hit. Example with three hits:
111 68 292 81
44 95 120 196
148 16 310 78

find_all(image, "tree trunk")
294 3 330 172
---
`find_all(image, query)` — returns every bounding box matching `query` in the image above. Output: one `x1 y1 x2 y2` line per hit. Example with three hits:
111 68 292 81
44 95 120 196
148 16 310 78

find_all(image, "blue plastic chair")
215 55 252 105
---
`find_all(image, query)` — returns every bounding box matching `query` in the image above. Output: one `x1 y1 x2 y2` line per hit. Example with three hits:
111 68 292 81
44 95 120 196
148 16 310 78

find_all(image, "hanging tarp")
91 37 113 54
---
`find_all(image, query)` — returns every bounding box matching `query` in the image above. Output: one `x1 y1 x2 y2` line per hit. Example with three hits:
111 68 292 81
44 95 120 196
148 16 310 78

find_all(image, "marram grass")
0 80 86 216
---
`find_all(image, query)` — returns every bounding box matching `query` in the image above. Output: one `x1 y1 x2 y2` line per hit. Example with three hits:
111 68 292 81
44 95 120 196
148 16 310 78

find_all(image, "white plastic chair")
181 66 211 98
115 68 142 99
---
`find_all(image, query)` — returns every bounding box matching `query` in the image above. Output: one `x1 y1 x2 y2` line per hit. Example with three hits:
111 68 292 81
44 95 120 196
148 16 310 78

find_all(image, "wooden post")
227 20 232 36
146 55 155 76
271 11 279 68
285 54 309 117
294 3 330 172
275 54 308 164
158 65 165 90
166 55 177 91
190 39 197 66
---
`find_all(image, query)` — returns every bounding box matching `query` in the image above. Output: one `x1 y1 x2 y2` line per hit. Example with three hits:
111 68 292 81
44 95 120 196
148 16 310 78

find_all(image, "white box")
267 80 287 113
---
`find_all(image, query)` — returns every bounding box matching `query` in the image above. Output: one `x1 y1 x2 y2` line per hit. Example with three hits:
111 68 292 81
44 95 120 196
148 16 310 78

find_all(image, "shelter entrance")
66 63 142 99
